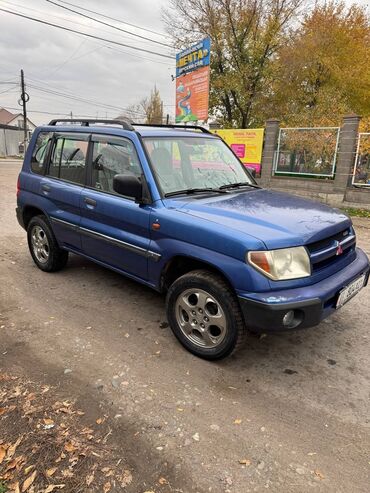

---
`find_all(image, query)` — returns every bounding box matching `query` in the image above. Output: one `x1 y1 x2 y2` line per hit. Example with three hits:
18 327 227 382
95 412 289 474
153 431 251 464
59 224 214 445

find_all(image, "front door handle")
41 184 51 192
84 197 97 207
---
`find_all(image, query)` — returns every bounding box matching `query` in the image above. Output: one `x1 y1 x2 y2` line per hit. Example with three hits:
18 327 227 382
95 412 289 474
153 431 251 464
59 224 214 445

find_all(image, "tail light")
17 175 20 198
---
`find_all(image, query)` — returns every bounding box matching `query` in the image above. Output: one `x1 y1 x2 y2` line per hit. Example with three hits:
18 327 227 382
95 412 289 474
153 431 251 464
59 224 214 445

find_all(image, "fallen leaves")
5 456 24 473
21 470 37 492
118 469 133 487
7 437 23 460
64 442 78 453
43 419 55 426
239 459 251 466
314 469 325 480
0 373 137 493
44 485 65 493
0 446 6 464
233 419 242 425
46 467 57 477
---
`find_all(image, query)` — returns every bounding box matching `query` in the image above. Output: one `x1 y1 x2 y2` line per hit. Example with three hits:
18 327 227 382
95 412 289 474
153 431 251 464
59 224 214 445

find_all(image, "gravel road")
1 159 369 492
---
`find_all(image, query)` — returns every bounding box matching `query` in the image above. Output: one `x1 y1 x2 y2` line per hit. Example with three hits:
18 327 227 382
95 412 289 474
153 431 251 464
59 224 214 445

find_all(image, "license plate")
336 274 366 308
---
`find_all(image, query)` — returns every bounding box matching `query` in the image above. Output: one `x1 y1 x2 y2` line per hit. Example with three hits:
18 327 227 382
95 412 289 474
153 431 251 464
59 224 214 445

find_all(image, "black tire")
27 215 68 272
166 270 246 360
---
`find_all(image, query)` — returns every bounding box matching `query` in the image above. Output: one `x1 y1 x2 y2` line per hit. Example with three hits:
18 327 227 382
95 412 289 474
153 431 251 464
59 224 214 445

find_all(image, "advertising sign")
213 128 265 174
175 38 211 123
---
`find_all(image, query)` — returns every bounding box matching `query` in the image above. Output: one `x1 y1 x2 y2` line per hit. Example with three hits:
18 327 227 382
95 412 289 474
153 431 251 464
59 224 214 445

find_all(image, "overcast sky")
0 0 368 125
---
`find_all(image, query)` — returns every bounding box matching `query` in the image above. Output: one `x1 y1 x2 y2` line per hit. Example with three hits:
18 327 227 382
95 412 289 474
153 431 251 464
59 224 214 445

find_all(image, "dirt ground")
1 159 370 493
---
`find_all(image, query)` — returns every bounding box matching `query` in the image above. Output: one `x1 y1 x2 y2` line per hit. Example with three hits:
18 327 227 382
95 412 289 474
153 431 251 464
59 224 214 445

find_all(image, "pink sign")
230 143 245 158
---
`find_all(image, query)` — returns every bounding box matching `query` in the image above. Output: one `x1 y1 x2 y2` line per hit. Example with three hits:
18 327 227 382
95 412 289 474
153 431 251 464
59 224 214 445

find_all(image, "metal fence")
0 127 24 157
352 132 370 187
273 127 340 178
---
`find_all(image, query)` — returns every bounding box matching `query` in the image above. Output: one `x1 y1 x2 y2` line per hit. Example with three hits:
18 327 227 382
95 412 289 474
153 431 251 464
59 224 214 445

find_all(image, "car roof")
133 126 216 138
37 120 218 139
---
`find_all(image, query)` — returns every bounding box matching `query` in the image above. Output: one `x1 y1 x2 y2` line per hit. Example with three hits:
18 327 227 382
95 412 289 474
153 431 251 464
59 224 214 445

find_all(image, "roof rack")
132 123 213 135
48 118 134 131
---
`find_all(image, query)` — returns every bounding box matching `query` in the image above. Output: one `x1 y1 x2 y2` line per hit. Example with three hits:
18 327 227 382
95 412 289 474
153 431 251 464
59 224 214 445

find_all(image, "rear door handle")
41 184 51 192
84 197 97 207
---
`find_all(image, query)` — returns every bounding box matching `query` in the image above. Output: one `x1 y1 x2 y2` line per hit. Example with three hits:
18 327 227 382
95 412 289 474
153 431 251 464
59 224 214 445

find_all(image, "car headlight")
247 246 311 280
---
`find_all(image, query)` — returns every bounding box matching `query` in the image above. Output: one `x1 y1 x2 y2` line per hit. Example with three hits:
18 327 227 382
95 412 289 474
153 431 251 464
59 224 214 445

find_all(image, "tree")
164 0 305 128
270 1 370 126
140 85 164 124
116 104 145 124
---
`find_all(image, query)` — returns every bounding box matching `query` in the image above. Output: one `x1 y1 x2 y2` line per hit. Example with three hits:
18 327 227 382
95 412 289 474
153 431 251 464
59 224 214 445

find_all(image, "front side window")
143 137 253 195
48 134 88 185
31 132 52 175
91 135 141 193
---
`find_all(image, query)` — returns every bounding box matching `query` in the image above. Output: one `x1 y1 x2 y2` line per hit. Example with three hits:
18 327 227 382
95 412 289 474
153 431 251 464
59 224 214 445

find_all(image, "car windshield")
143 136 254 195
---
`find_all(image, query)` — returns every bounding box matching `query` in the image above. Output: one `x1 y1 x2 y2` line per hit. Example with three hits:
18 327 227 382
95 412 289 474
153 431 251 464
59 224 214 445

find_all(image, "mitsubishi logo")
335 241 343 255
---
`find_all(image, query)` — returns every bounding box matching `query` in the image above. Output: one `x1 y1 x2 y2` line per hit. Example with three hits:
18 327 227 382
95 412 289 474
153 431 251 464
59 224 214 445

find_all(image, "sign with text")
213 128 265 174
175 38 211 123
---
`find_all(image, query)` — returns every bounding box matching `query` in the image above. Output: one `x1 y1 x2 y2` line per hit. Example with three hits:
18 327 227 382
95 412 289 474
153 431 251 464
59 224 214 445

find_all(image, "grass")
341 207 370 218
0 481 7 493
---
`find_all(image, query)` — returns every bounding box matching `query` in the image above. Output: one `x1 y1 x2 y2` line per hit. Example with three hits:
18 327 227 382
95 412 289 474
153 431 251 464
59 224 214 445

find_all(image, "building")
0 108 36 138
0 108 36 156
0 108 36 157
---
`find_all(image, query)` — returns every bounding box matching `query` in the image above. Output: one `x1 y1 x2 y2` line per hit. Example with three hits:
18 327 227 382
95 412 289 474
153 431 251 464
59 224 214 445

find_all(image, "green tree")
141 85 164 124
164 0 305 127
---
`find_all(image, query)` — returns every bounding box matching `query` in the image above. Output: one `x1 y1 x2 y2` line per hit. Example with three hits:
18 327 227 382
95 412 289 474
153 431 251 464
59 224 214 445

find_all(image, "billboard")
175 38 211 123
213 128 265 174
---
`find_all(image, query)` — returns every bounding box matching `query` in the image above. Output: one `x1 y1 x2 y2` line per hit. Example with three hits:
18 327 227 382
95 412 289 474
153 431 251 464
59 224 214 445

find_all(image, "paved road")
1 159 369 492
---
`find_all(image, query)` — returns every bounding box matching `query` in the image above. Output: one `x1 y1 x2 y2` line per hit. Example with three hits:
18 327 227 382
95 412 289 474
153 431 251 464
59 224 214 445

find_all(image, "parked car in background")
16 120 369 359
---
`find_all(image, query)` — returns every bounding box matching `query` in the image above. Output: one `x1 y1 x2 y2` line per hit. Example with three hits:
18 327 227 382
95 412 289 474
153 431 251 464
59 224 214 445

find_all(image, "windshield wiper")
218 181 261 190
164 187 228 197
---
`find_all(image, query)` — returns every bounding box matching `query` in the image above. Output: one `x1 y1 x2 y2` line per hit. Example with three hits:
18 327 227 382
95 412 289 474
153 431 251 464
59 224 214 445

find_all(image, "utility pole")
19 69 29 152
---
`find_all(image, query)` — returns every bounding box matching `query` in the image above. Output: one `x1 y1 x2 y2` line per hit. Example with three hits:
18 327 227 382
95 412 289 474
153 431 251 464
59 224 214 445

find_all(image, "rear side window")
31 132 53 174
48 134 88 185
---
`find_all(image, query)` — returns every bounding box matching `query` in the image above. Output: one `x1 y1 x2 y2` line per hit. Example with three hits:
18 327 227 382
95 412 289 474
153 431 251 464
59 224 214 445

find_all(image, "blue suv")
16 119 369 360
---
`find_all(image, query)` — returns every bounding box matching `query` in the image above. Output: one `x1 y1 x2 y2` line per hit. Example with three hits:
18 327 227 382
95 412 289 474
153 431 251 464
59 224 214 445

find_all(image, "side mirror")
113 174 142 201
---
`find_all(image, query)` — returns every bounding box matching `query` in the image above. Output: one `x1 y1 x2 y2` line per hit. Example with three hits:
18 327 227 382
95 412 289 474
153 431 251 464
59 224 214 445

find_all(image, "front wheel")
166 270 246 360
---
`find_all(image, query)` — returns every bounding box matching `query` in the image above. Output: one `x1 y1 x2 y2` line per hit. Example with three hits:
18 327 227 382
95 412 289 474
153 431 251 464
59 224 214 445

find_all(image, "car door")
40 132 88 251
79 133 151 281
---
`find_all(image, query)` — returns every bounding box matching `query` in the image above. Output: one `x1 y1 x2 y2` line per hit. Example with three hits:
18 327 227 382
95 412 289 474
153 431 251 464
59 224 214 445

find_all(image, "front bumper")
238 248 370 332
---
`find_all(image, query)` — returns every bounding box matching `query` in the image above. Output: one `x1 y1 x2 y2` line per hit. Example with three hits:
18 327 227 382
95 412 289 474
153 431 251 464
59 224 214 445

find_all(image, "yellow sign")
213 128 264 174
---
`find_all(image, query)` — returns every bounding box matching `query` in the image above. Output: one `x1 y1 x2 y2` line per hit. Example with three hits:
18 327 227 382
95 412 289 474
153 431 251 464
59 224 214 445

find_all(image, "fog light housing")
282 309 304 329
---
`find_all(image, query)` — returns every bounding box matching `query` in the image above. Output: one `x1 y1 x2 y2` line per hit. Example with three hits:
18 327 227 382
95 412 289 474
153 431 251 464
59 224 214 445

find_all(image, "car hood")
165 189 351 249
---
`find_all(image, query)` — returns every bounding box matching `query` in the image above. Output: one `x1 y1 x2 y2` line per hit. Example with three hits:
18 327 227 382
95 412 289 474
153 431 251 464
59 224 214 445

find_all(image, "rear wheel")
166 270 246 360
27 215 68 272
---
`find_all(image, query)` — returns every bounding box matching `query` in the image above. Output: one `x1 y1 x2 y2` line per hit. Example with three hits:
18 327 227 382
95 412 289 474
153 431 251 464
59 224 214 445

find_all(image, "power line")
0 86 18 95
0 0 167 50
104 45 174 67
53 0 169 38
2 106 70 115
46 0 173 49
26 83 147 116
0 7 173 60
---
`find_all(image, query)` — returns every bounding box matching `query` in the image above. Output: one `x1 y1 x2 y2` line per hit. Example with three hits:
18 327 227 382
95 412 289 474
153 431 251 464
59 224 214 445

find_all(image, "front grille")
307 228 356 272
